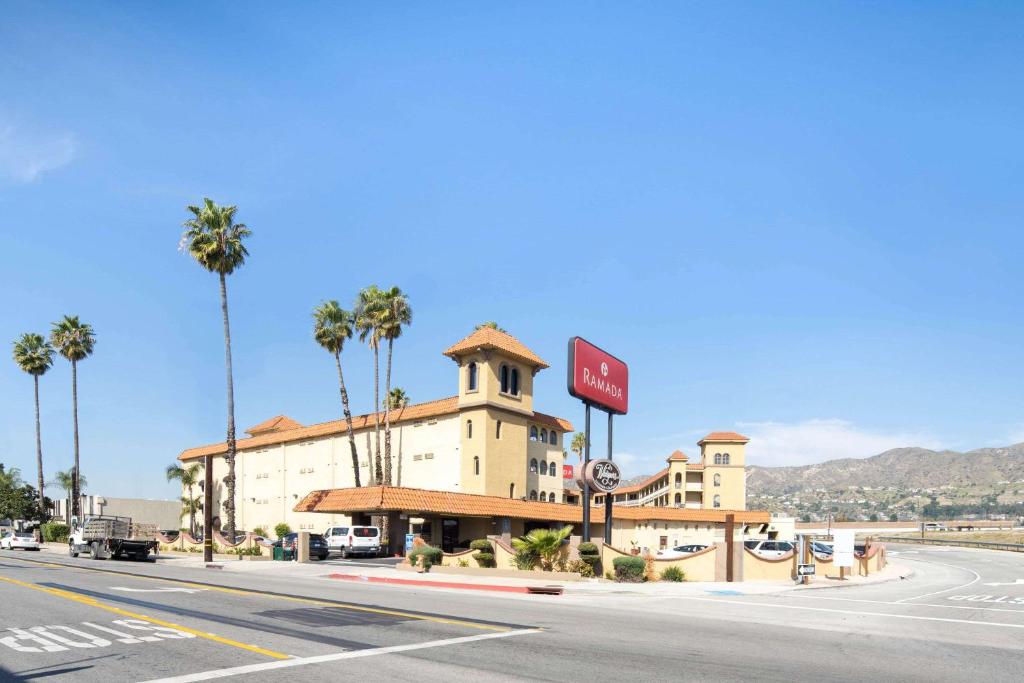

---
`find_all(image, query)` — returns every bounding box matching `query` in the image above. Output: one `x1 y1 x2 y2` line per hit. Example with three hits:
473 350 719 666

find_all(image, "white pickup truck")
69 515 159 561
323 525 381 558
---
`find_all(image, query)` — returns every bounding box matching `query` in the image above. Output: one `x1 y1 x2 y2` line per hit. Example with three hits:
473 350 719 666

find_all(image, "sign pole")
605 412 613 545
582 402 591 542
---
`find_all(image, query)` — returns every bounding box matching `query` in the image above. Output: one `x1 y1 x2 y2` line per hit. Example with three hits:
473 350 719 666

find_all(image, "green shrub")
408 545 443 570
253 526 268 537
567 559 595 578
41 522 70 543
469 539 492 551
474 552 495 568
577 542 599 557
660 566 686 582
512 548 537 570
230 546 263 556
457 558 470 568
612 556 646 583
274 523 292 539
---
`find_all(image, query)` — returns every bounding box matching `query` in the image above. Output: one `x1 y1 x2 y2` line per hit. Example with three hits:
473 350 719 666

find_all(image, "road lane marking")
0 554 513 633
674 595 1024 630
983 580 1024 587
112 586 206 594
0 575 290 660
141 628 542 682
790 594 1024 614
894 557 981 602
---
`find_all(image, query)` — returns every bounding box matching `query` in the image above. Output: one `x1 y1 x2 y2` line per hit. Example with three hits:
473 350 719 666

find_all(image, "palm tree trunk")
219 272 237 541
34 376 45 521
187 483 195 536
335 352 361 487
383 337 393 485
372 342 382 485
71 359 80 521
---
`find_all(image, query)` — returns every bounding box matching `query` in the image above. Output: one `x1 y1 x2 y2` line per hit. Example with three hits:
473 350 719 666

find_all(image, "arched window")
548 492 556 503
674 493 681 504
713 494 721 509
530 490 538 501
496 420 502 439
714 453 722 465
674 472 682 487
530 458 539 473
540 428 548 443
500 364 509 393
714 473 721 487
466 420 473 438
509 483 515 499
467 362 478 391
722 453 730 465
540 461 548 475
510 368 520 395
539 491 545 501
549 432 558 446
473 456 480 475
530 426 539 441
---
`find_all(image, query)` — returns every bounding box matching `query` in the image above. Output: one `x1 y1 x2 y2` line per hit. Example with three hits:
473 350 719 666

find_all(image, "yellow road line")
0 574 290 660
0 554 512 632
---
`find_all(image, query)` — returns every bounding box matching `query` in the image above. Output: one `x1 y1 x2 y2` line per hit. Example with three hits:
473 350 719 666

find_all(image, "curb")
326 573 561 595
791 565 915 592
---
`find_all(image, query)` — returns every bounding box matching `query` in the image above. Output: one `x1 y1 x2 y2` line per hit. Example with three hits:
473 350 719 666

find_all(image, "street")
1 544 1023 681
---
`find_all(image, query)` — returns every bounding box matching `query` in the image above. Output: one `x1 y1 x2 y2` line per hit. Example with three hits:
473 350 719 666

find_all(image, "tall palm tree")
313 300 361 487
386 387 409 410
181 197 251 548
50 315 95 521
570 432 587 463
46 468 87 522
12 333 54 520
166 462 203 535
354 285 385 485
378 287 412 484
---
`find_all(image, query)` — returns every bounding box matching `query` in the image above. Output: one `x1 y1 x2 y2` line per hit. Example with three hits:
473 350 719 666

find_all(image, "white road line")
141 628 541 682
790 594 1024 615
673 596 1024 630
894 557 982 603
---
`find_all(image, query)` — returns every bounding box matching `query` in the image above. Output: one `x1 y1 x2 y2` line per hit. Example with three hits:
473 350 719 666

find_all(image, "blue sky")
2 3 1022 499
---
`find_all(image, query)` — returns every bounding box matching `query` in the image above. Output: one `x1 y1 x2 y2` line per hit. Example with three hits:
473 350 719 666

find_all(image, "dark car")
276 533 329 561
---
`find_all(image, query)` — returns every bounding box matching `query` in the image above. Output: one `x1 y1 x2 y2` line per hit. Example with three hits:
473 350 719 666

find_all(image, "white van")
324 526 381 558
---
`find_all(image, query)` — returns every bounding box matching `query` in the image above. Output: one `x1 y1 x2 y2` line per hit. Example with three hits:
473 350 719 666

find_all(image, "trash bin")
273 546 284 561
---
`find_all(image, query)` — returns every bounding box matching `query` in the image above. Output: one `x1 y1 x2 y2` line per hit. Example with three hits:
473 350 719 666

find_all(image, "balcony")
685 482 703 492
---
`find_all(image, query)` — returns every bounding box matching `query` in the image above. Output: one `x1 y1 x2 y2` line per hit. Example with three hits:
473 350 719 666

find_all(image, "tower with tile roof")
699 432 749 510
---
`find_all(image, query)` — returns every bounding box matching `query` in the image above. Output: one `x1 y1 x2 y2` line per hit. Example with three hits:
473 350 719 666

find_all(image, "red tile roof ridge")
699 431 750 443
443 327 549 369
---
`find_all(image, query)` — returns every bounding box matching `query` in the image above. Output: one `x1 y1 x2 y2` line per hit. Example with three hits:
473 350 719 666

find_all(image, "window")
675 473 682 487
425 453 434 460
413 454 422 461
714 473 721 487
548 492 556 503
510 368 520 395
530 426 539 441
713 494 721 509
473 456 480 475
500 364 509 393
530 490 538 501
509 483 515 499
467 362 478 391
539 491 545 501
496 420 502 439
550 431 558 446
722 453 731 465
467 420 473 439
714 453 722 465
674 493 681 504
530 458 538 473
540 429 548 443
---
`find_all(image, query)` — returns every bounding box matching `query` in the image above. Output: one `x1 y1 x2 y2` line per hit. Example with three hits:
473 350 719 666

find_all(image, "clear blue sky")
2 3 1022 499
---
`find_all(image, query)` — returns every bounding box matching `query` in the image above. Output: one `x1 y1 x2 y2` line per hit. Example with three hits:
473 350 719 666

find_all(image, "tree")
570 432 587 462
869 513 879 522
386 387 409 410
166 462 203 535
179 496 202 531
511 525 573 571
378 287 412 485
475 321 507 333
354 285 385 484
0 466 47 523
313 300 361 487
181 197 251 551
50 315 96 521
12 332 54 521
889 513 898 522
800 514 811 523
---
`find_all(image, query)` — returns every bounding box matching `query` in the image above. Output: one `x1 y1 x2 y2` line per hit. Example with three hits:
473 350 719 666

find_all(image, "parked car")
0 531 40 551
656 544 708 559
275 533 329 561
811 541 834 556
744 540 795 558
323 526 381 558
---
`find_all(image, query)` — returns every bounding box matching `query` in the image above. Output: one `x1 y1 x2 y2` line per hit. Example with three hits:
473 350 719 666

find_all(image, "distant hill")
746 443 1024 496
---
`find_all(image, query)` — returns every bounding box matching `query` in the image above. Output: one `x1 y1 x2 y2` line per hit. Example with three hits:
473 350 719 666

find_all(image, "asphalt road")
1 543 1023 681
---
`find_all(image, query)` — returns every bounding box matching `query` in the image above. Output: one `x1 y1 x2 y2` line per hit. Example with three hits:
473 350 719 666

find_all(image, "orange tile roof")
699 431 750 444
443 327 549 369
294 485 768 524
245 415 302 435
666 450 689 462
613 467 669 495
686 463 705 471
180 396 573 461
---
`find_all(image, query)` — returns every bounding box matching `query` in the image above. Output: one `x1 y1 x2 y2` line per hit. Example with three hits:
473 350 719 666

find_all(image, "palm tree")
386 387 409 410
46 468 87 522
354 285 385 485
570 432 587 463
166 462 203 535
179 495 203 532
12 333 54 520
475 321 507 333
50 315 96 521
511 525 574 571
378 286 412 484
181 197 251 546
313 300 361 487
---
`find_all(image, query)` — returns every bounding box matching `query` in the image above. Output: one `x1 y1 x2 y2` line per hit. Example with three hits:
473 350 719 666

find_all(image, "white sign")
832 529 855 568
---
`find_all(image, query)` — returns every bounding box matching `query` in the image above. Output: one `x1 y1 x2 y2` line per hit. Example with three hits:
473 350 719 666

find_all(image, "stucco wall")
742 548 796 580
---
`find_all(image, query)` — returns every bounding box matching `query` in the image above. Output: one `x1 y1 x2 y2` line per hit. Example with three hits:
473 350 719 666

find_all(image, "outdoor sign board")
567 337 629 415
832 529 855 568
582 459 621 493
797 563 816 576
562 464 575 479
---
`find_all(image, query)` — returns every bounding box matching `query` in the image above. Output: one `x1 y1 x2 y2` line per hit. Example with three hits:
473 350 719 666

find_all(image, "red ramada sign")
567 337 629 414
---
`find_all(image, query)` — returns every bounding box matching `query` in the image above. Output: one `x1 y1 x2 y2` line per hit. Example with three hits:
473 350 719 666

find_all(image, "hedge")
408 545 443 570
41 522 70 543
474 552 495 568
469 539 492 551
577 542 600 557
612 555 646 583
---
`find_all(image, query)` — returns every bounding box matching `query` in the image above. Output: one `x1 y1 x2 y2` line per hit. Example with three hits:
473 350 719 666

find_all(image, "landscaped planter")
398 563 583 581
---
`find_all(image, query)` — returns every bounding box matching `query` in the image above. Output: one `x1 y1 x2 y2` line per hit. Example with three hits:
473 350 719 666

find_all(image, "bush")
230 546 263 556
566 559 595 578
577 542 599 557
274 523 291 539
474 551 495 568
660 566 686 582
469 539 492 551
408 545 443 571
512 549 537 570
41 522 70 543
613 556 647 583
253 526 268 537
